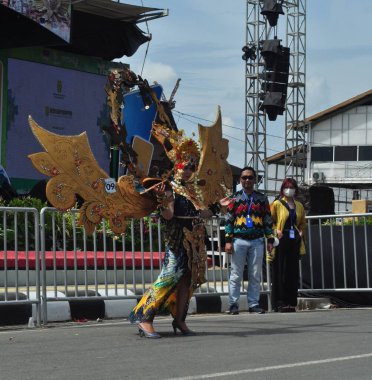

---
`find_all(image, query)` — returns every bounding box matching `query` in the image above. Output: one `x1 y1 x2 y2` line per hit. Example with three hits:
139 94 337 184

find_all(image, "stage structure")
243 0 306 188
244 0 269 188
0 47 124 193
284 0 306 184
0 1 168 193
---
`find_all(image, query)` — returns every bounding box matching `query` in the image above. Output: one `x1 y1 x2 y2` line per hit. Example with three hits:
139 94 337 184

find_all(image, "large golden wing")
197 106 233 205
28 116 157 235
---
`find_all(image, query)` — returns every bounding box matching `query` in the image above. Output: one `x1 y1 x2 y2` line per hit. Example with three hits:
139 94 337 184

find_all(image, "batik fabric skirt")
128 245 193 323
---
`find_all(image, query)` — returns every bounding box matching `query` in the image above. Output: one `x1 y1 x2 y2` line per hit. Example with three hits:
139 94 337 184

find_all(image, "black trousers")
271 234 301 309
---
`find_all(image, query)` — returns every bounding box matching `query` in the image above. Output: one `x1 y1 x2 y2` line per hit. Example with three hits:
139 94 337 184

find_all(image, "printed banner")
3 0 71 42
6 58 111 180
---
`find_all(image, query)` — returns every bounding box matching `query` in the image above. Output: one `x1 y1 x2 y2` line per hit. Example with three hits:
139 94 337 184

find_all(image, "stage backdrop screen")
6 58 111 187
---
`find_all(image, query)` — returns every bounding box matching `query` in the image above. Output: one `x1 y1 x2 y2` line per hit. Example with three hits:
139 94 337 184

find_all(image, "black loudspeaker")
308 185 335 216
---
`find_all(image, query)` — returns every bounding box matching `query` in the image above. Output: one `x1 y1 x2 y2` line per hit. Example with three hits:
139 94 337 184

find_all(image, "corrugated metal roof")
266 145 307 164
0 1 167 59
266 90 372 165
304 89 372 124
73 0 163 22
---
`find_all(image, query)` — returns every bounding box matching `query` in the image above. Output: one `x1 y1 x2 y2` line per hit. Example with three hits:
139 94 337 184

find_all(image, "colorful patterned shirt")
224 190 274 243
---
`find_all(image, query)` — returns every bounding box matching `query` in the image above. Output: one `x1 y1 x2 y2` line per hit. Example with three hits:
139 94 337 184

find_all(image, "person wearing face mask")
269 178 306 312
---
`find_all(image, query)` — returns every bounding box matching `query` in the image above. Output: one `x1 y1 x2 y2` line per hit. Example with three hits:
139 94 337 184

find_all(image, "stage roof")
0 1 167 60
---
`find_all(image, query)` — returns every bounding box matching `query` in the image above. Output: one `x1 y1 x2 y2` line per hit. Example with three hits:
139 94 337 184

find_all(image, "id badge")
289 228 295 239
246 217 253 228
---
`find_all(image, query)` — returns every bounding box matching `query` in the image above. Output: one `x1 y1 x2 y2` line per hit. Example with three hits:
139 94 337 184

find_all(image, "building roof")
303 89 372 127
0 1 167 60
266 145 307 165
73 0 162 22
267 90 372 164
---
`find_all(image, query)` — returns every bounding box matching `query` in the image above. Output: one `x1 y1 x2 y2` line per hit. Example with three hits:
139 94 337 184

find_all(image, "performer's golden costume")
128 109 231 324
28 71 232 331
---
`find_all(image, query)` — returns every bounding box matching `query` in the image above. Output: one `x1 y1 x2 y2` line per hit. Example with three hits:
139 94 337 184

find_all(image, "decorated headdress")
164 130 199 173
151 122 204 208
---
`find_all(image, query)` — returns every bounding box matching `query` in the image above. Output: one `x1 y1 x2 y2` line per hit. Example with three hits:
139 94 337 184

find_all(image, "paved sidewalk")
1 309 372 379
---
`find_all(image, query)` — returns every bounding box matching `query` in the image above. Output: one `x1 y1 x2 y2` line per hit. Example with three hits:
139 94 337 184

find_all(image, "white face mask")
283 188 295 197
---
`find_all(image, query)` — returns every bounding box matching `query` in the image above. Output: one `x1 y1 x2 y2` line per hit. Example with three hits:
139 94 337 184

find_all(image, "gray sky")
123 0 372 168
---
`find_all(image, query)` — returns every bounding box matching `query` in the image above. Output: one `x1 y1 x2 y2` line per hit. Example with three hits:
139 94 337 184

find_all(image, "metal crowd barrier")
0 207 282 325
39 207 165 323
37 209 233 324
0 206 41 326
299 212 372 296
2 205 371 326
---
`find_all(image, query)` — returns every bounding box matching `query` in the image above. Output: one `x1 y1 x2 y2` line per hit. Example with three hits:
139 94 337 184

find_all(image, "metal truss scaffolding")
244 0 306 188
244 0 268 189
284 0 306 183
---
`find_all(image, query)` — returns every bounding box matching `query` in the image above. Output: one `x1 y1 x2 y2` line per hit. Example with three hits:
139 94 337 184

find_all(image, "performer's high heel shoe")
172 320 196 336
138 324 161 339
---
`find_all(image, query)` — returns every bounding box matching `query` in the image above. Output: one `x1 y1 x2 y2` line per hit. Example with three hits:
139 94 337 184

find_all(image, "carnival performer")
128 163 218 338
27 70 232 334
269 178 306 312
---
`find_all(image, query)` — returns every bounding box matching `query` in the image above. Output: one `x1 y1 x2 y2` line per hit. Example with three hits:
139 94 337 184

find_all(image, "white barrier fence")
0 206 41 326
1 207 372 326
1 207 234 325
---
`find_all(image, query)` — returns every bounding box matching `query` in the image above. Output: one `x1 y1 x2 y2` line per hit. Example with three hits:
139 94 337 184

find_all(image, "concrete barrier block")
37 291 71 322
188 296 197 314
220 295 230 313
104 299 137 319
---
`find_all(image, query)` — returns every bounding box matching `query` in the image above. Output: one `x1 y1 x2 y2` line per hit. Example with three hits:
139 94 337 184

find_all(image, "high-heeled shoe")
138 324 161 339
172 320 196 336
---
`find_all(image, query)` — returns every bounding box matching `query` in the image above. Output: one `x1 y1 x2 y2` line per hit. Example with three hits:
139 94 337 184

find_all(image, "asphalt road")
1 309 372 380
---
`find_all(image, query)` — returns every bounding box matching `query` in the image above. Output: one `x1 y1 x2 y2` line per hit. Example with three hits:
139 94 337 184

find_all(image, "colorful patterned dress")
128 195 201 323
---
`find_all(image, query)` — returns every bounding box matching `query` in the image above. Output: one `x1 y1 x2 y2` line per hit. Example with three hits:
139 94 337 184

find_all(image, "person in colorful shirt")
225 166 274 314
269 177 306 312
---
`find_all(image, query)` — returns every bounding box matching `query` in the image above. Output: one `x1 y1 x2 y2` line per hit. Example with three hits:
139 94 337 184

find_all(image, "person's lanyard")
243 191 254 228
282 198 296 239
243 191 254 214
289 207 296 229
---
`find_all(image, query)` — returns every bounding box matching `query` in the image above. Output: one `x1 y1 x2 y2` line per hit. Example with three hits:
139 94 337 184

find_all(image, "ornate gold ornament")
28 116 157 235
151 106 233 209
183 223 207 288
28 68 233 236
197 106 233 206
103 68 233 211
